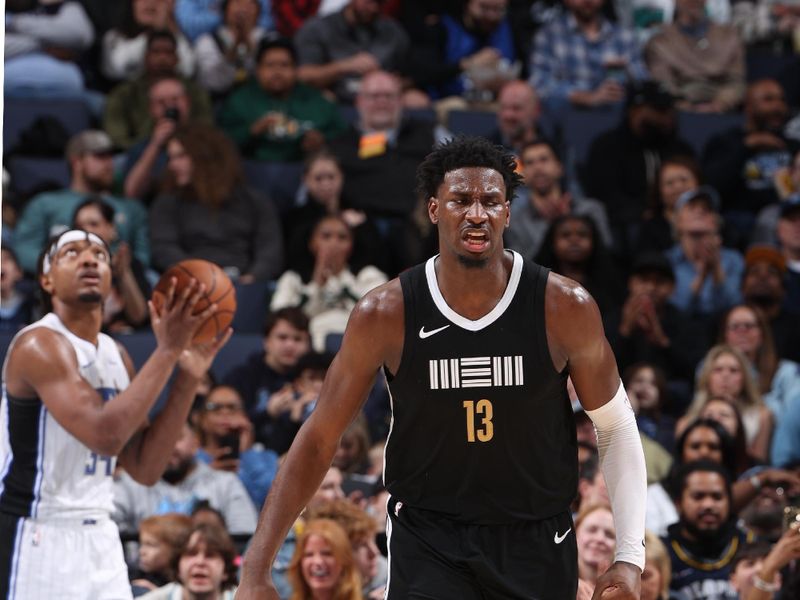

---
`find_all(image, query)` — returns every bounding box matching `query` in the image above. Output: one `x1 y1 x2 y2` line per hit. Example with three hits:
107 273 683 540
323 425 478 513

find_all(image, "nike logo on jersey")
419 325 450 339
554 528 571 544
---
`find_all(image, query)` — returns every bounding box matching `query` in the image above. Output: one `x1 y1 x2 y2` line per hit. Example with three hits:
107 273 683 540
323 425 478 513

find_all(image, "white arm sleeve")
585 381 647 571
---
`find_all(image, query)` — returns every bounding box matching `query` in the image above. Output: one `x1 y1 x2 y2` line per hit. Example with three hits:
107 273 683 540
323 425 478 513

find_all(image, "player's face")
576 508 615 569
264 320 310 372
679 471 729 533
301 534 344 593
429 167 509 267
138 531 172 574
179 538 227 594
41 239 112 305
682 426 723 464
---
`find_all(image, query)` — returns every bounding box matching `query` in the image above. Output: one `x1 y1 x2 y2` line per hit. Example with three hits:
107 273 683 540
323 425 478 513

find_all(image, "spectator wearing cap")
12 130 149 275
582 79 695 256
665 188 745 315
220 35 346 162
104 29 213 151
529 0 649 116
777 198 800 315
505 139 612 262
741 243 800 364
608 252 708 391
293 0 411 105
194 0 269 96
645 0 745 113
703 79 800 234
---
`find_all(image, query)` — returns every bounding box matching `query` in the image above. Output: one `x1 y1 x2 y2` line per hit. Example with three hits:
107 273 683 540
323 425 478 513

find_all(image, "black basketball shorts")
384 497 578 600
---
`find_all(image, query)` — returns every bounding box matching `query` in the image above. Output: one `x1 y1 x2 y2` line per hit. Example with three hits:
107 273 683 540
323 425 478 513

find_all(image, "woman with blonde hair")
718 303 800 421
288 518 363 600
677 345 772 461
574 503 616 592
641 531 675 600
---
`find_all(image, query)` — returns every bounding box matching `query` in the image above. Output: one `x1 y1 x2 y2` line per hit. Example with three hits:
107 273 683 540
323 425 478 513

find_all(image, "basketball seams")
152 260 236 344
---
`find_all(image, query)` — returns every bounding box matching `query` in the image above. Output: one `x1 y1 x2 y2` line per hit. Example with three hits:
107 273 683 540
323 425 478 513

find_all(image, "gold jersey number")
463 399 494 442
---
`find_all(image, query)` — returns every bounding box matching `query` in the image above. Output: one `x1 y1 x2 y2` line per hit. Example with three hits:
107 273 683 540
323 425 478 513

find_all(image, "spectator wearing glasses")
194 385 279 509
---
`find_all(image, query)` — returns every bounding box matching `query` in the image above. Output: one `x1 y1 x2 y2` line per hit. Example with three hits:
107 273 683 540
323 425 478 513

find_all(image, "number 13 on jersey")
463 399 494 442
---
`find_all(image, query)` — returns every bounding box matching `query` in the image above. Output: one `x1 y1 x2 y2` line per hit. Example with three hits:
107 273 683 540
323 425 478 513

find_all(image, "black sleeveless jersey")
384 251 577 524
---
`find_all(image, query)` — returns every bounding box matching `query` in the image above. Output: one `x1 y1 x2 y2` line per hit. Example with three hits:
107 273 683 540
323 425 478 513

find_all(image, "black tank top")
384 251 577 523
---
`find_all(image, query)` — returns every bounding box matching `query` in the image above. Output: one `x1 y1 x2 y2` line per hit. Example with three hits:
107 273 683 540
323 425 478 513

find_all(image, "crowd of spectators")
3 0 800 598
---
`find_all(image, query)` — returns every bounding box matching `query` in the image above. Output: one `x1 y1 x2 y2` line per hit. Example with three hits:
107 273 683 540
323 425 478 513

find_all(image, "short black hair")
295 351 335 375
416 136 523 203
255 33 296 64
671 459 733 504
729 540 773 573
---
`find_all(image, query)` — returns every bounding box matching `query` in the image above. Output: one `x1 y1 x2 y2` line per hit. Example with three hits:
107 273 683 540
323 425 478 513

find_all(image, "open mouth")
462 229 489 252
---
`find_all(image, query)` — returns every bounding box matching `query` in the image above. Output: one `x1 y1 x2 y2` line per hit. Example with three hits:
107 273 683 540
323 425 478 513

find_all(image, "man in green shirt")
220 35 346 162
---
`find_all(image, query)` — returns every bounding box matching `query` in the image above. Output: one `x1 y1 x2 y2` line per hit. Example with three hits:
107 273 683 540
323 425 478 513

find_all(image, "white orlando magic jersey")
0 313 131 520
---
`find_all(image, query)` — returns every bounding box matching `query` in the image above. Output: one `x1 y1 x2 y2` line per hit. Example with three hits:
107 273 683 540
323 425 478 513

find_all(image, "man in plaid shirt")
530 0 648 115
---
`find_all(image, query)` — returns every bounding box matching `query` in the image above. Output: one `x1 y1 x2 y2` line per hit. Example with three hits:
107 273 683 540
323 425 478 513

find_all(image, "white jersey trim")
425 250 523 331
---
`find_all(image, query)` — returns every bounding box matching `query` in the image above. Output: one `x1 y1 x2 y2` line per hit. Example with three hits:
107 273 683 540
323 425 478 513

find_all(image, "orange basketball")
152 259 237 344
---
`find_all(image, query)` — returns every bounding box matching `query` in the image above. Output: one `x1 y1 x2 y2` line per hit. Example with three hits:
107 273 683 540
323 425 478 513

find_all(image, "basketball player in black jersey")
237 137 647 600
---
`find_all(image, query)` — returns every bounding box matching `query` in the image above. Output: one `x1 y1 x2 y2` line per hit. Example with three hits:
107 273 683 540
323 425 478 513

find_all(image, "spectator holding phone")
194 385 279 508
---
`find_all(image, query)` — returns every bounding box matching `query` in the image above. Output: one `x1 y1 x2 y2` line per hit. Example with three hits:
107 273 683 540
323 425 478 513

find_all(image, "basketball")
152 259 237 344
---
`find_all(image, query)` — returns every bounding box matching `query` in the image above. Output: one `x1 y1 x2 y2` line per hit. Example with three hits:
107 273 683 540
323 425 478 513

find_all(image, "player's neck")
53 303 103 345
435 250 511 320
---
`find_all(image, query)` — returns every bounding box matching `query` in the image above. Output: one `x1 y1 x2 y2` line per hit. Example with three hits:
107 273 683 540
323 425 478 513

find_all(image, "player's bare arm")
4 279 216 459
116 326 232 485
545 272 645 600
237 280 404 598
544 272 620 411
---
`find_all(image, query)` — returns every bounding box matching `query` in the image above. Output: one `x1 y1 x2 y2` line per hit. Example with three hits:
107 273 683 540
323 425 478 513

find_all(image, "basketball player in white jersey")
0 230 232 600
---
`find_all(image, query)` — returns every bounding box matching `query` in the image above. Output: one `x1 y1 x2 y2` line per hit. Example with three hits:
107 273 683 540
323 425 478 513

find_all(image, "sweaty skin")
235 167 640 600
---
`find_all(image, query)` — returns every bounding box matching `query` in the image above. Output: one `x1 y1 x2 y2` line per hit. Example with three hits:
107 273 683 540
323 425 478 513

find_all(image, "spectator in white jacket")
102 0 195 81
271 214 387 352
194 0 268 95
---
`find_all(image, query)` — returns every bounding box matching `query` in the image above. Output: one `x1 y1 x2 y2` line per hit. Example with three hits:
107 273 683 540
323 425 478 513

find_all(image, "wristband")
750 474 762 491
752 574 779 592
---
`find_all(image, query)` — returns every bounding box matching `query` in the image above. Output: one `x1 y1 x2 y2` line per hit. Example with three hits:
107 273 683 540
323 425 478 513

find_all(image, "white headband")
42 230 108 274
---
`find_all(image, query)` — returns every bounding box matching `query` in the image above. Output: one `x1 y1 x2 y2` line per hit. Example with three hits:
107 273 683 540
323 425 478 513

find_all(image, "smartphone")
218 431 240 460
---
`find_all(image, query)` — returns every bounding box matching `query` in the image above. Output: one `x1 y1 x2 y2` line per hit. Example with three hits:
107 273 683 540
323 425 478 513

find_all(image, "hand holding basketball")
151 259 237 345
